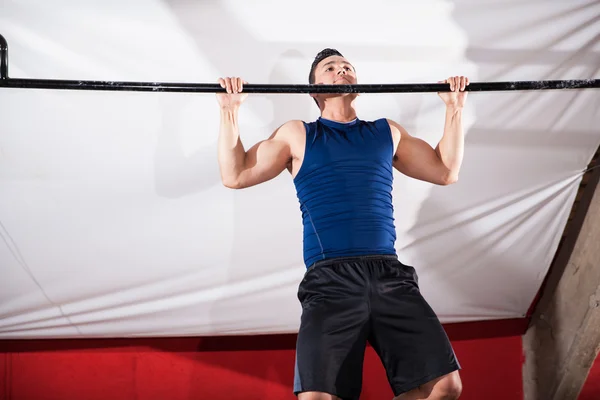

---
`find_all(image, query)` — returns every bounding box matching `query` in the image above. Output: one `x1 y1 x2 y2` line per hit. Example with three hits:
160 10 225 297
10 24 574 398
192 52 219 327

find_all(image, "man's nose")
337 68 346 75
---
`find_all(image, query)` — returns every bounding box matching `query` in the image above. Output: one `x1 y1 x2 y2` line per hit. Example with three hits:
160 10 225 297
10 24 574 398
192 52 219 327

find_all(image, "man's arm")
218 111 299 189
389 120 457 185
217 76 300 189
390 76 468 186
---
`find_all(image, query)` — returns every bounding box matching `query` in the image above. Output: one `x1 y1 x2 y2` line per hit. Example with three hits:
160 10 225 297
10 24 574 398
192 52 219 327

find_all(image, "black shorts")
293 255 460 399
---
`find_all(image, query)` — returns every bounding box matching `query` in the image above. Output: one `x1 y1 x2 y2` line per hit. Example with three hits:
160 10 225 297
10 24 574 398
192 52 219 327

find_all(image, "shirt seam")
305 204 326 260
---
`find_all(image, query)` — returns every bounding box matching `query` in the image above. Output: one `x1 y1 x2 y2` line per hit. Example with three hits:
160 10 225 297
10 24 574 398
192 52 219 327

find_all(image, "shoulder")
274 120 307 139
385 118 410 137
282 119 307 131
268 120 307 153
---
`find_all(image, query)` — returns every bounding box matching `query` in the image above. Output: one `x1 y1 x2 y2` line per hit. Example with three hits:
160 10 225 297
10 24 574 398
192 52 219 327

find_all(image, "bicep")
236 122 297 189
389 120 450 185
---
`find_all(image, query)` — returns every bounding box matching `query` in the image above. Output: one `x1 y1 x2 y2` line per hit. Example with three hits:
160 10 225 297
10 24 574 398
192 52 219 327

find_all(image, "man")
217 48 468 400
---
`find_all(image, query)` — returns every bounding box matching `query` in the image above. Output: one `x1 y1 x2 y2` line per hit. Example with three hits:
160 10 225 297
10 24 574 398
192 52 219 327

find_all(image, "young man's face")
312 56 357 85
311 55 357 106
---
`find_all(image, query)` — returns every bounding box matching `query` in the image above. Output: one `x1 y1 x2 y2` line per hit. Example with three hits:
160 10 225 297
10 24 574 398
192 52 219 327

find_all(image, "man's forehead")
318 56 353 67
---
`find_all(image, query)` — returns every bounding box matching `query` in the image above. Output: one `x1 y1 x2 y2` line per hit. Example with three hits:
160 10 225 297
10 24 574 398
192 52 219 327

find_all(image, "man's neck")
320 98 358 123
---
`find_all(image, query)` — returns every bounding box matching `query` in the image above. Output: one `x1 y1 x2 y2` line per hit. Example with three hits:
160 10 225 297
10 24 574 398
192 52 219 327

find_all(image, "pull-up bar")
1 34 599 93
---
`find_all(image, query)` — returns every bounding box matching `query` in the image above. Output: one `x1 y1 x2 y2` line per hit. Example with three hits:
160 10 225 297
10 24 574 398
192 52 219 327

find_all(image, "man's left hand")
438 76 469 108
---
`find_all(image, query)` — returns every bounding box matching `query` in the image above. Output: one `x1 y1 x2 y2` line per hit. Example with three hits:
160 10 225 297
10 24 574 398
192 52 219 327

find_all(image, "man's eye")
327 67 333 71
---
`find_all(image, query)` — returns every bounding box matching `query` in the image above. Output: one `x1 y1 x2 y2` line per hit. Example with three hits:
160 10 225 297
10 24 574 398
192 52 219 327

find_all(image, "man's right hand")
217 77 248 109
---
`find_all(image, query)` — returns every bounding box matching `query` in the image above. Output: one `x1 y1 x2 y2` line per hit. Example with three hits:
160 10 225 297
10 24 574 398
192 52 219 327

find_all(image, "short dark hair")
309 48 344 108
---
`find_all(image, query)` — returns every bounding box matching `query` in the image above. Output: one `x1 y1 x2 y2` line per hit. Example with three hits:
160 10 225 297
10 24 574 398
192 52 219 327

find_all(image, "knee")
297 391 339 400
419 373 462 400
437 374 462 400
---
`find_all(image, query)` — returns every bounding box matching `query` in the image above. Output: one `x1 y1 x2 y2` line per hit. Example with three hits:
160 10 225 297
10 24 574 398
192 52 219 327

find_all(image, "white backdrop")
0 0 599 338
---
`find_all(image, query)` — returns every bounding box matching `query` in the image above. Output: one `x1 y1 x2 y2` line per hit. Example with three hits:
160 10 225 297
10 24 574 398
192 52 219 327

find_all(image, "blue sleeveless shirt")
293 117 397 268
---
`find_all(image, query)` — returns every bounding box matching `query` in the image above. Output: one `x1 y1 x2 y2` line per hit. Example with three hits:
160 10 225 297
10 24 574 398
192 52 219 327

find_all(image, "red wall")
579 351 600 400
3 316 596 400
0 333 524 400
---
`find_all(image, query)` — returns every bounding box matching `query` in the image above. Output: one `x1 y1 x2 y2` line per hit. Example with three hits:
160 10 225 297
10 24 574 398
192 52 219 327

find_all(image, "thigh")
294 263 370 400
368 260 461 397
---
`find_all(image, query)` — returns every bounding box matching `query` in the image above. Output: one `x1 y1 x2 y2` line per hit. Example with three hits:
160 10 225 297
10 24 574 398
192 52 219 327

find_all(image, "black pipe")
0 34 7 79
0 34 598 93
0 78 598 93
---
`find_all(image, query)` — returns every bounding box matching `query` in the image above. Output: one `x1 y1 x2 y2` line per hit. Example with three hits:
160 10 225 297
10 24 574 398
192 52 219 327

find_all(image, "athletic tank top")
293 117 397 268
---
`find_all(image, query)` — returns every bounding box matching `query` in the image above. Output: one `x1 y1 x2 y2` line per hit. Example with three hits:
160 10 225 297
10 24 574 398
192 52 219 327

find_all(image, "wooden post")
523 165 600 400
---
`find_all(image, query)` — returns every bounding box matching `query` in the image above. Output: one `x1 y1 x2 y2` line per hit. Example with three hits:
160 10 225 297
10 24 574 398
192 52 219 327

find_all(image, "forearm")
218 106 247 186
436 105 464 180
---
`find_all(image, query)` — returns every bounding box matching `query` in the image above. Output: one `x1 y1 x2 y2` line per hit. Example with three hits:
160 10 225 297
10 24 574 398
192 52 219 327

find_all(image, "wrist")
446 104 463 113
220 105 240 113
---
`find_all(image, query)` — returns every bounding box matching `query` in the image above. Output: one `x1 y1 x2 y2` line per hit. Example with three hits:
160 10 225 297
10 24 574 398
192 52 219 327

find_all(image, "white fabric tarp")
0 0 598 338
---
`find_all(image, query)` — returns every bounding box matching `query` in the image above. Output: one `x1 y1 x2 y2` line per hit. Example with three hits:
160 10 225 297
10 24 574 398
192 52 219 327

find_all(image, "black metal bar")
0 34 8 79
0 78 599 93
0 34 598 93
